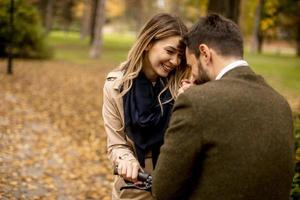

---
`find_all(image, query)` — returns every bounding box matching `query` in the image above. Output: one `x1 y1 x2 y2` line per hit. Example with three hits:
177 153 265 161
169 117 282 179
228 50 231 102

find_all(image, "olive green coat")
152 66 295 200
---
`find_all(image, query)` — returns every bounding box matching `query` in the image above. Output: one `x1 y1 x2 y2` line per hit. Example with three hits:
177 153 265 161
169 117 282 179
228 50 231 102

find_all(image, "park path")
0 60 113 199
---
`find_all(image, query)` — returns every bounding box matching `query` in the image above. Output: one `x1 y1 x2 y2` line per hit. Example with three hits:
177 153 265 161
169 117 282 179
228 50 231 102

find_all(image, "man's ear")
198 44 212 64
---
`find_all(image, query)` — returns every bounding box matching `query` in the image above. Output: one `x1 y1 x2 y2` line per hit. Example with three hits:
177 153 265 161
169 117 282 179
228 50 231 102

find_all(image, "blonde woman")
102 13 190 200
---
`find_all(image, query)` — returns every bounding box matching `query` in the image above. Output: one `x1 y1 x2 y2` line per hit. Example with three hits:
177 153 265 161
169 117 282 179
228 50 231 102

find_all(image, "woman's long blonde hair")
118 13 190 108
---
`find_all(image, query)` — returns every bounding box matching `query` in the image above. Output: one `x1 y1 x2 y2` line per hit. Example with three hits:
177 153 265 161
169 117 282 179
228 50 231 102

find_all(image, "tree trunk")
142 1 157 27
37 0 48 32
170 0 181 16
251 0 264 54
207 0 241 24
80 0 92 40
135 0 144 32
90 0 106 58
230 0 241 24
90 0 98 45
297 21 300 56
62 0 74 33
7 0 14 75
45 0 53 34
257 33 264 53
125 0 146 32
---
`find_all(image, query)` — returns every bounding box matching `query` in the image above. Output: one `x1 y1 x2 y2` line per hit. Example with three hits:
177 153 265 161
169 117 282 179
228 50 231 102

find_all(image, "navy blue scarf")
123 72 173 168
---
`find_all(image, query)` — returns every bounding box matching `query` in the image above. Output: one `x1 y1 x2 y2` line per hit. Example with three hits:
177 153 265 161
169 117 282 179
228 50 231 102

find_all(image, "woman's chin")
157 72 169 78
157 68 173 78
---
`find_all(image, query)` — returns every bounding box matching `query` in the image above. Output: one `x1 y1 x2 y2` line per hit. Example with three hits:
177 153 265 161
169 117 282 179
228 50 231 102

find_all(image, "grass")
46 30 300 110
245 53 300 110
246 53 300 91
47 31 135 66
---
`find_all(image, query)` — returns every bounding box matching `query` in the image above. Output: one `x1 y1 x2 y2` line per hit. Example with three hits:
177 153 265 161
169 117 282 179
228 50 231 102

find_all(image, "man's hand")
117 158 140 183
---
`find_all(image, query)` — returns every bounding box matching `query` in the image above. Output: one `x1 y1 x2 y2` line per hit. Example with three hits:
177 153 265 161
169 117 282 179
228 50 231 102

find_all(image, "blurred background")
0 0 300 199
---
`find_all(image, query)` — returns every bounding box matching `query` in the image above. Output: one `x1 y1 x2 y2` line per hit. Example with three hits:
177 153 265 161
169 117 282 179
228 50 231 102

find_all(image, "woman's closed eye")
166 49 175 54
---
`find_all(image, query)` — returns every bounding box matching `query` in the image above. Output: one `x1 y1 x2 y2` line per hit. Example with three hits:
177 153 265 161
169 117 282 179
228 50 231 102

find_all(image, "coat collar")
106 70 123 91
221 66 257 80
215 60 249 80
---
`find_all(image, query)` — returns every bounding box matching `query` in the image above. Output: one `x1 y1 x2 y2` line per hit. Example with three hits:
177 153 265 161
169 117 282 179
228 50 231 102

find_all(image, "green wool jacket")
152 66 295 200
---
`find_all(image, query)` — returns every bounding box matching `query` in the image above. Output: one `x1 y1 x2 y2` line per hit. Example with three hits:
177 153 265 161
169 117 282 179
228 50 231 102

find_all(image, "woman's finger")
126 164 132 179
132 162 140 181
121 164 127 176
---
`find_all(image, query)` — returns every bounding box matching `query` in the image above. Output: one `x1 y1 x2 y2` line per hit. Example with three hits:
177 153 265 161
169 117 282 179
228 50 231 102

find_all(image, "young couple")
102 13 295 200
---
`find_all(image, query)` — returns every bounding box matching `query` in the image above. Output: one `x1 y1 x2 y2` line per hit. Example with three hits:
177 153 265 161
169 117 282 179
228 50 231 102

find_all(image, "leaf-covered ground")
0 60 113 199
1 56 299 200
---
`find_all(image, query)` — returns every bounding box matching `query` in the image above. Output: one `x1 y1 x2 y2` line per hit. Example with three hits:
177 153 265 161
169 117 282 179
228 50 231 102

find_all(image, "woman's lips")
162 63 173 73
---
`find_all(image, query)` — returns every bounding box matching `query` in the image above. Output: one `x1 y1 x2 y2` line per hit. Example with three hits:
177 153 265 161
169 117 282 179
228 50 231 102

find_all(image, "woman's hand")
178 79 194 95
117 158 141 183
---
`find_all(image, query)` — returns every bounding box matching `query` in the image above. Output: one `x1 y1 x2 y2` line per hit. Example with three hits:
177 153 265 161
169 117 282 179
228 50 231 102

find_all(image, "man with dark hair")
152 14 295 200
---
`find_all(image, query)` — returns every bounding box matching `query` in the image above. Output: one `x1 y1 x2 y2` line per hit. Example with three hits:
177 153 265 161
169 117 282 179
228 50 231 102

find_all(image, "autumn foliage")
0 60 112 199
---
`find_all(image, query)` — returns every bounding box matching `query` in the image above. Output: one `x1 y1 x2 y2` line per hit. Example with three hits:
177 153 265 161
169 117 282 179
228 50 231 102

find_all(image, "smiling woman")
102 13 190 200
143 36 183 81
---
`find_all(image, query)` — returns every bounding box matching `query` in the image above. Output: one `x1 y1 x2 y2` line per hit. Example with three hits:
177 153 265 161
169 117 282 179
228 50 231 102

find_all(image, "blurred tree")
79 0 125 41
277 0 300 56
7 0 14 75
251 0 265 53
45 0 54 34
170 0 180 14
90 0 98 44
186 0 208 20
106 0 125 19
165 0 208 23
239 0 258 37
30 0 79 33
0 0 52 59
61 0 75 32
248 0 300 56
260 0 279 43
207 0 241 24
90 0 106 58
124 0 158 32
79 0 92 39
240 0 280 54
124 0 145 32
30 0 53 34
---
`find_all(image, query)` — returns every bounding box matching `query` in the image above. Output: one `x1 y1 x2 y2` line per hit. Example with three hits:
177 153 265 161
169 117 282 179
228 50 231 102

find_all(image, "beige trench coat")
102 70 154 200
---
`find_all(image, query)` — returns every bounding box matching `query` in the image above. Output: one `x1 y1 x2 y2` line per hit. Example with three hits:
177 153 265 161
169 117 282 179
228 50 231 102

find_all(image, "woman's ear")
145 43 153 51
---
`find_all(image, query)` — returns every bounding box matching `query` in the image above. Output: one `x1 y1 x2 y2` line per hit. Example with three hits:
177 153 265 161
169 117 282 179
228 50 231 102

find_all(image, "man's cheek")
191 72 197 83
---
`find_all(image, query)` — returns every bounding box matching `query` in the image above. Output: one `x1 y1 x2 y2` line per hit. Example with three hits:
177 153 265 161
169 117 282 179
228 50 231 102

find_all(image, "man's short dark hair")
184 13 243 58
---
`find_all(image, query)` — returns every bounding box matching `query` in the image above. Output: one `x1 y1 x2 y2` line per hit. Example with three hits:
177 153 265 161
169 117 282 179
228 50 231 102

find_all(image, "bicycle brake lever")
120 182 152 191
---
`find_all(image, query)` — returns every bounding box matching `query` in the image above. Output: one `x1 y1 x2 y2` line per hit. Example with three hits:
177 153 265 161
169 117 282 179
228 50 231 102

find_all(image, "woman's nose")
170 55 180 66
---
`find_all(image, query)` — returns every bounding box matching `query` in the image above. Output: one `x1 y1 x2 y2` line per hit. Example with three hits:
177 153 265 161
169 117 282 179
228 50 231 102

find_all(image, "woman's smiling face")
143 36 183 81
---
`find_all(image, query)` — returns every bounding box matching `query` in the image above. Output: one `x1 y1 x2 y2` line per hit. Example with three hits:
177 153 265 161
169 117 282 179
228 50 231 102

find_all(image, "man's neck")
211 56 242 79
